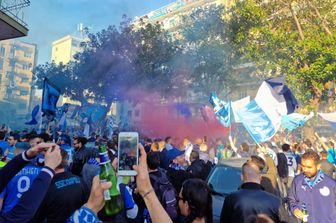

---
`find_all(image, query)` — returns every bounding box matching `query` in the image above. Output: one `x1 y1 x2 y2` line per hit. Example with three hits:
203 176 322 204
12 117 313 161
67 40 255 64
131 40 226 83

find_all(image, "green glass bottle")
99 145 124 216
301 203 308 223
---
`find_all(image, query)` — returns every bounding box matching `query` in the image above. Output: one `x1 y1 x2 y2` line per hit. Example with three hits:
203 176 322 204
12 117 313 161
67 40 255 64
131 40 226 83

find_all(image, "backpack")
276 152 288 178
149 172 178 219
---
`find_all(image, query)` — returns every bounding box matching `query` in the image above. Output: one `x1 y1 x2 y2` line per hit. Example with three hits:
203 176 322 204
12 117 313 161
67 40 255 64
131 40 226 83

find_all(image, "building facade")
51 35 85 106
0 40 37 115
51 35 84 65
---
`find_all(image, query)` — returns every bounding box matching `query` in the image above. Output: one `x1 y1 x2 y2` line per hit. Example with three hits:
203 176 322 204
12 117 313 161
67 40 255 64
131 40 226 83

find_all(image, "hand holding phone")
118 132 139 176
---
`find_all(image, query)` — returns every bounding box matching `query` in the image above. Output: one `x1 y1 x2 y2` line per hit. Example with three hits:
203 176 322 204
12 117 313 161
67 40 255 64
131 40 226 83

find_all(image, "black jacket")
70 146 98 176
166 167 193 193
187 159 212 180
220 182 287 223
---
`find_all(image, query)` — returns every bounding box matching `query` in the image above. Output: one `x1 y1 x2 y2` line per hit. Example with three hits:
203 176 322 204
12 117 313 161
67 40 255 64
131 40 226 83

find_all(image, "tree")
227 0 336 110
180 5 246 96
33 17 182 108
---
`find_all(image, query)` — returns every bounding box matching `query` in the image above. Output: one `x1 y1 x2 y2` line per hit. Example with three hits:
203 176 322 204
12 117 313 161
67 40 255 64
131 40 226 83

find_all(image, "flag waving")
237 77 298 143
42 78 61 121
209 92 231 127
25 105 41 125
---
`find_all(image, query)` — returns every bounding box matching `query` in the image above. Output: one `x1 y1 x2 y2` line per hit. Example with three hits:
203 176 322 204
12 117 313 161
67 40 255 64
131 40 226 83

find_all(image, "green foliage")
227 0 336 110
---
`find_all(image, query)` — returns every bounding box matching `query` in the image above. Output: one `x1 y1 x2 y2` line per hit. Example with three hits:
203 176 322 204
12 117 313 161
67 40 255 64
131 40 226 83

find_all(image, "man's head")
301 150 321 179
241 162 262 184
168 147 186 166
189 149 199 163
248 155 266 173
320 151 328 160
14 142 31 156
326 141 334 149
58 134 71 145
7 133 19 146
27 134 43 147
0 131 6 141
165 136 172 144
281 143 290 152
147 152 160 171
55 149 69 171
73 137 87 149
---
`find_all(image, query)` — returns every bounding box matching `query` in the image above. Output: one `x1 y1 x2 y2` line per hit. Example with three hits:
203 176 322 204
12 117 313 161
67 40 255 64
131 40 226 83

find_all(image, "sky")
19 0 175 65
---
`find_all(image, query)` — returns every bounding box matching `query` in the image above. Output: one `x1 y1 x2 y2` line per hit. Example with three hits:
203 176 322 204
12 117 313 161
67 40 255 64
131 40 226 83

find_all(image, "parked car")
207 158 246 223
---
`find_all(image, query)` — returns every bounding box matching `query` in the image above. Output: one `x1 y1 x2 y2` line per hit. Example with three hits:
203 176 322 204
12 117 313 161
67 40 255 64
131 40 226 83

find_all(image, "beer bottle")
301 202 308 223
99 145 124 216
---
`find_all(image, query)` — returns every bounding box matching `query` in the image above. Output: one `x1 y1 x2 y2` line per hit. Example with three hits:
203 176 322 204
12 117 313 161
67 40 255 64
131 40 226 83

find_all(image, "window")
21 77 29 83
0 58 3 70
24 52 32 58
20 90 29 96
134 110 140 117
22 64 31 70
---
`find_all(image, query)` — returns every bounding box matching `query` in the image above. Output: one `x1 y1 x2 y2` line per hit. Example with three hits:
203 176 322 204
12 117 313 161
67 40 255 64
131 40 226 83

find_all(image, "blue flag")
42 78 60 121
209 92 231 127
25 105 40 125
281 112 314 131
237 77 298 143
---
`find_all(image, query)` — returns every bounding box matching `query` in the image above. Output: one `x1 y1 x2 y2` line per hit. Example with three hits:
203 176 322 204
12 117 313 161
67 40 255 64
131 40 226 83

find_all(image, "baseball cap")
167 147 185 161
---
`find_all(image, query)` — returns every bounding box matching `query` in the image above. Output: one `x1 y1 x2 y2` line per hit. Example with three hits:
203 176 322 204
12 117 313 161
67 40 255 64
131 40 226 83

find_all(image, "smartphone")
118 132 139 176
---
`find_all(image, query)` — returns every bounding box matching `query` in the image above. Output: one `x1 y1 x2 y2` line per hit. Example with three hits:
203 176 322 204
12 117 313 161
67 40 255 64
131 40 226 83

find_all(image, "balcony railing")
0 0 30 27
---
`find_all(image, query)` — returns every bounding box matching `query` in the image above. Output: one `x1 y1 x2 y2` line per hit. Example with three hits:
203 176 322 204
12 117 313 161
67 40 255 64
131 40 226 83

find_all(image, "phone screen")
118 133 138 173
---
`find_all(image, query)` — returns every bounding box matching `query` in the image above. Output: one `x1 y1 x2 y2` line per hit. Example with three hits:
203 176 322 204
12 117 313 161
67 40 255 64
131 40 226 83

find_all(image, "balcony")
0 0 30 40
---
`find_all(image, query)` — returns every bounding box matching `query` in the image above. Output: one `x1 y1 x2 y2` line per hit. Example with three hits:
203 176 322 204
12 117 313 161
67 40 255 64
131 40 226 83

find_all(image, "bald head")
241 162 262 183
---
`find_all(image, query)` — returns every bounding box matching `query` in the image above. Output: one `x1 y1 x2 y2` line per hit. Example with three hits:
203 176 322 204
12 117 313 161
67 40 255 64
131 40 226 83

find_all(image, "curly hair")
181 179 213 223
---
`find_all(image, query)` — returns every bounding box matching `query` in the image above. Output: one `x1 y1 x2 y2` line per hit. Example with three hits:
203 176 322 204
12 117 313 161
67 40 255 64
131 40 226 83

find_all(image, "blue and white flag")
25 105 41 125
318 112 336 128
209 92 231 127
231 96 250 123
42 78 60 121
281 112 314 131
237 77 298 143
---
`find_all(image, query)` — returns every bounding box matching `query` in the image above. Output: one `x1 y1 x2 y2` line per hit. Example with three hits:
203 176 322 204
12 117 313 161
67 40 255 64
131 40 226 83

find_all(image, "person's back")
30 149 89 223
0 162 41 213
221 183 283 223
320 151 336 178
220 162 286 223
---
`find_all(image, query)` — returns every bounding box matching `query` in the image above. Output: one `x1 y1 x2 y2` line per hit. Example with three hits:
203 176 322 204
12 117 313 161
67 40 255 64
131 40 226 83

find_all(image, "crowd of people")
0 126 335 223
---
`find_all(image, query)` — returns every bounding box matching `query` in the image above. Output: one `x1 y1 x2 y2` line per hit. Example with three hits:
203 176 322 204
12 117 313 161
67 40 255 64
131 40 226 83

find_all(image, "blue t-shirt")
327 148 336 164
0 163 41 213
0 141 9 155
6 145 15 160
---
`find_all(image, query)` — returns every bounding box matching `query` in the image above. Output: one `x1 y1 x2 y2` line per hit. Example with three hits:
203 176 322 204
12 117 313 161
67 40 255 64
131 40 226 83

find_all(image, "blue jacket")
288 173 336 223
0 152 55 223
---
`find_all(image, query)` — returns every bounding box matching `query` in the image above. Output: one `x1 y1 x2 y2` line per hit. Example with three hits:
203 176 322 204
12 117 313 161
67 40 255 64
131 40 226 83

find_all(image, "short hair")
190 149 200 161
147 152 160 170
165 136 171 143
9 133 20 141
282 143 290 152
301 150 320 163
57 149 69 169
74 137 87 145
242 162 261 179
0 131 6 140
304 139 312 148
248 155 266 172
327 141 334 148
39 133 51 142
27 134 42 142
320 151 328 159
